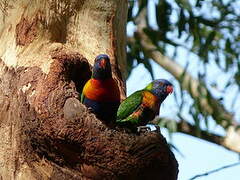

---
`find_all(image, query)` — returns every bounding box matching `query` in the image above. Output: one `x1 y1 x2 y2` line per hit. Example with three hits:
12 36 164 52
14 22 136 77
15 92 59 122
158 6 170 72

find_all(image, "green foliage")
155 0 172 37
127 0 240 134
127 0 240 78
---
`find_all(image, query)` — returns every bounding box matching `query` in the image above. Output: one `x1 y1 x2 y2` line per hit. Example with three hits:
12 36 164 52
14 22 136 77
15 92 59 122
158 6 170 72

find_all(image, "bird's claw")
137 126 151 133
137 125 161 133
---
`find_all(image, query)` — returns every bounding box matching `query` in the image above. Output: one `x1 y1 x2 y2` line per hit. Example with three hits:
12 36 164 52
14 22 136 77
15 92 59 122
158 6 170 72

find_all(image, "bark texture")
0 53 178 179
0 0 178 179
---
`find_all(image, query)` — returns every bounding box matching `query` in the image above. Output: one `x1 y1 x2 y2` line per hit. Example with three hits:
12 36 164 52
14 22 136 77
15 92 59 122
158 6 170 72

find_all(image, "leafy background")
126 0 240 179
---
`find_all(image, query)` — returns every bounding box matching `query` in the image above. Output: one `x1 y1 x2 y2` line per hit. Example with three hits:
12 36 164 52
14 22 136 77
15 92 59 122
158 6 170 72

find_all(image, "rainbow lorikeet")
116 79 173 131
81 54 120 124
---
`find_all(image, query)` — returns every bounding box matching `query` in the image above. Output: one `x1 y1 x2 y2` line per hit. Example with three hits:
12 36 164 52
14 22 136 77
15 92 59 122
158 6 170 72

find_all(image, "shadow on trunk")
0 50 178 179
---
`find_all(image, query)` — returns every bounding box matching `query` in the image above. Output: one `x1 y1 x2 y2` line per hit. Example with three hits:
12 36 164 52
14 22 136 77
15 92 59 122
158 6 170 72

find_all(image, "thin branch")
176 121 239 152
153 118 240 153
136 29 240 152
133 6 240 153
133 7 235 129
135 31 234 128
189 162 240 180
177 120 224 147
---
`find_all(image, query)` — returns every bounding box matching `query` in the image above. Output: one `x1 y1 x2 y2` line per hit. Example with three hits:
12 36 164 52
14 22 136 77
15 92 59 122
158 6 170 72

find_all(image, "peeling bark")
16 16 38 46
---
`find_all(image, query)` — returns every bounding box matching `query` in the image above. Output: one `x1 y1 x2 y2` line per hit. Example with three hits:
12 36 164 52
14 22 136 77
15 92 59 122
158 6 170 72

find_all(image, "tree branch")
132 30 234 128
153 117 240 153
129 7 240 153
177 120 224 147
189 161 240 180
135 31 240 152
132 7 235 128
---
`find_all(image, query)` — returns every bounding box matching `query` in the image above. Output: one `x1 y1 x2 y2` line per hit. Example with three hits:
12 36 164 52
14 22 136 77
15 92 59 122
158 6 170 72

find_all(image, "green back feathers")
116 90 143 120
144 82 153 91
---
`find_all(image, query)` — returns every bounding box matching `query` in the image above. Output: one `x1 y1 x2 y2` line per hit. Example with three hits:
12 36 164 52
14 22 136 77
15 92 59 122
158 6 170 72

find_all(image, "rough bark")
0 0 178 179
0 53 178 179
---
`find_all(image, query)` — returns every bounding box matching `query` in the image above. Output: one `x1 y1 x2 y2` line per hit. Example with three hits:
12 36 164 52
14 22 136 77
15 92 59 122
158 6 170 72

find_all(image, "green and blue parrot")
81 54 120 124
116 79 173 131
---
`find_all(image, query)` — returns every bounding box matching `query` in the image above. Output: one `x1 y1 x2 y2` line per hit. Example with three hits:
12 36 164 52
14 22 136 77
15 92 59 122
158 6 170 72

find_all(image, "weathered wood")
0 50 178 179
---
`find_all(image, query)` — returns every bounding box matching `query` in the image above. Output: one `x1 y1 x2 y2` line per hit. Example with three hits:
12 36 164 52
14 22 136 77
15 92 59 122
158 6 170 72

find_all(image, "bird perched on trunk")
116 79 173 131
81 54 120 124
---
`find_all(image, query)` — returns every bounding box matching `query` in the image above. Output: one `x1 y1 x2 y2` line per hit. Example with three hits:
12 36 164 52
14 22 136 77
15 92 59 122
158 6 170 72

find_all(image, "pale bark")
0 0 178 179
0 0 127 97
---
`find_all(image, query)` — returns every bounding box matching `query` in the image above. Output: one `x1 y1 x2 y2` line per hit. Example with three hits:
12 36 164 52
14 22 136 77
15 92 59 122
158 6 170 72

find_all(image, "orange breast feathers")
142 91 159 110
83 78 120 102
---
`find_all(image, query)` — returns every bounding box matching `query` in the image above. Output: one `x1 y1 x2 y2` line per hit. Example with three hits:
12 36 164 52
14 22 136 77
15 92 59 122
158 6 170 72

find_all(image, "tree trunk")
0 0 178 179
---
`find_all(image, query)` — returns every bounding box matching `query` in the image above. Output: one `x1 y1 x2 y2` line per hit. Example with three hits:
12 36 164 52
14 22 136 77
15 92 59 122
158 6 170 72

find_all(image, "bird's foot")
137 125 161 133
150 124 161 133
137 126 151 133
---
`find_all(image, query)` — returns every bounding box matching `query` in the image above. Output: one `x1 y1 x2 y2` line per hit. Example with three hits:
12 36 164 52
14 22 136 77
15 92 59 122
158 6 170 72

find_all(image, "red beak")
100 59 107 68
166 85 173 94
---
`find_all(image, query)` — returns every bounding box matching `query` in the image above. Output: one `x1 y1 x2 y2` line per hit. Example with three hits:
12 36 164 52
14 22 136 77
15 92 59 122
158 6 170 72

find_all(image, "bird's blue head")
145 79 173 102
93 54 112 80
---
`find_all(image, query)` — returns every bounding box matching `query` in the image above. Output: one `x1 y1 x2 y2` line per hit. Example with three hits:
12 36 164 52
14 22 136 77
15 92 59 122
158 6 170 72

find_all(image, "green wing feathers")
116 90 143 121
